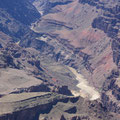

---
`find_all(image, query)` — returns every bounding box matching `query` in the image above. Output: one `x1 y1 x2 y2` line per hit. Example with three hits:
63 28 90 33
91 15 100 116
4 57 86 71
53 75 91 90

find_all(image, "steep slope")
0 0 41 44
0 92 114 120
29 1 120 118
30 0 118 92
0 0 40 25
0 42 75 96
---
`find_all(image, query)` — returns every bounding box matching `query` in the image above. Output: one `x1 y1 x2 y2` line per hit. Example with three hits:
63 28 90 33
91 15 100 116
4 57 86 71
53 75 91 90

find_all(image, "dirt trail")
68 67 100 100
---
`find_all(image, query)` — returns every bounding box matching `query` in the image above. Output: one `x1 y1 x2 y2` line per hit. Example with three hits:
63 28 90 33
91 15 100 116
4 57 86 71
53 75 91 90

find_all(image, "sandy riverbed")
68 67 100 100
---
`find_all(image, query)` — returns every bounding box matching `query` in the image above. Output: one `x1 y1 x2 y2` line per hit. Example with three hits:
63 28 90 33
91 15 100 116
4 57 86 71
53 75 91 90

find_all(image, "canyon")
0 0 120 119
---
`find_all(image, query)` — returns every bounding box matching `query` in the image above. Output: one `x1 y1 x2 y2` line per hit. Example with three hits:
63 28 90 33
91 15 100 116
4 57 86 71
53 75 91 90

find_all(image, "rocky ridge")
0 92 114 120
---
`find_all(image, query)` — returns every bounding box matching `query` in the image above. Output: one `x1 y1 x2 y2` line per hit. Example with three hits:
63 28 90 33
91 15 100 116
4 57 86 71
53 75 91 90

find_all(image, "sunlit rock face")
30 1 120 118
31 0 117 91
31 0 73 15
